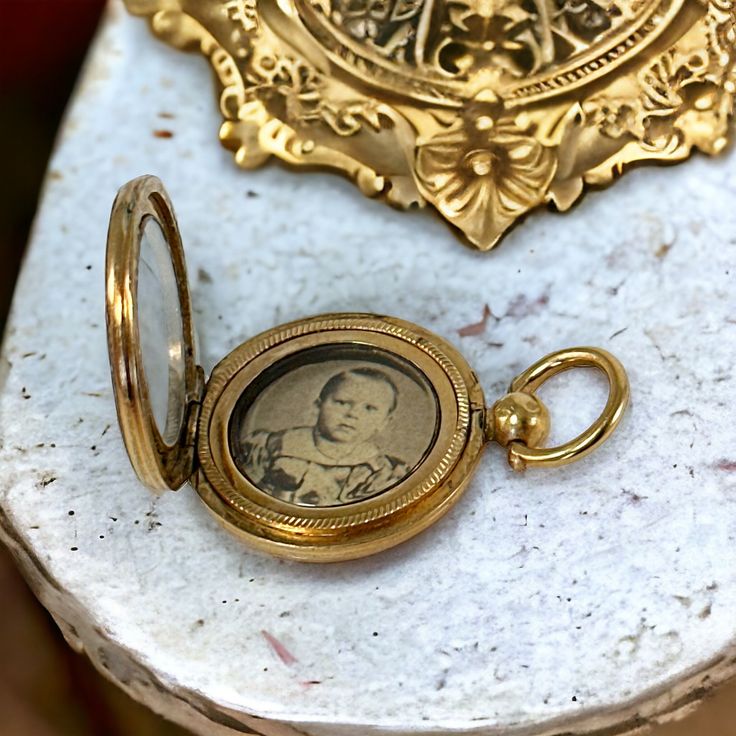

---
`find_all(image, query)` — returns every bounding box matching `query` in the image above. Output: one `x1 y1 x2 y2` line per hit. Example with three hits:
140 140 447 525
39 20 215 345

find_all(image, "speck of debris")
625 490 645 504
21 387 31 399
246 190 259 198
506 292 550 319
134 520 140 525
609 326 628 340
70 547 78 552
68 510 75 516
99 535 105 540
110 517 117 522
279 611 291 618
222 600 227 604
699 603 712 620
90 445 97 451
196 619 205 627
261 630 298 666
372 631 379 637
716 460 736 472
572 696 578 702
86 265 92 271
198 268 213 284
457 304 493 337
41 476 57 487
159 111 175 119
153 129 174 138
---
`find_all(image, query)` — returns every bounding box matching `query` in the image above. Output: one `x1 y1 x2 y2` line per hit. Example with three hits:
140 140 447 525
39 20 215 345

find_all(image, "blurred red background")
0 1 107 334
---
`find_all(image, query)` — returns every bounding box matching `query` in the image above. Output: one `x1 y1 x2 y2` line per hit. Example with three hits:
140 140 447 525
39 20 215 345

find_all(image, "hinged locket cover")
106 176 204 492
106 176 487 561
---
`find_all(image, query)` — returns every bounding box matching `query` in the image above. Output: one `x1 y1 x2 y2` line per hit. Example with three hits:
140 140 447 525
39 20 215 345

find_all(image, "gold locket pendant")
106 176 629 562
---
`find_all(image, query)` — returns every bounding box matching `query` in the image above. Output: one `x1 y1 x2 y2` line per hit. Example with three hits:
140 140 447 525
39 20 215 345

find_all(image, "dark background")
0 3 189 734
1 3 735 735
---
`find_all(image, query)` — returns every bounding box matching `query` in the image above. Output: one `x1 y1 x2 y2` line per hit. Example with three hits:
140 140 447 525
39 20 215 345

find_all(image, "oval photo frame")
195 315 487 561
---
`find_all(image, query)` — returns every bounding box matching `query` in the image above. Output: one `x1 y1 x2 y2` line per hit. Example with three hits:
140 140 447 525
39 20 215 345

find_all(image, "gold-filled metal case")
106 176 629 562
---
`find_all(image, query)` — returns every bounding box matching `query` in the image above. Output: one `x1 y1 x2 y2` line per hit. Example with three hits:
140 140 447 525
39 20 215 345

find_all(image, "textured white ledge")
1 2 736 735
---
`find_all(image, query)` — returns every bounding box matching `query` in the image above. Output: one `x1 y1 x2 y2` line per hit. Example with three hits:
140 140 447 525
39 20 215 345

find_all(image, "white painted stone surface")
1 3 736 735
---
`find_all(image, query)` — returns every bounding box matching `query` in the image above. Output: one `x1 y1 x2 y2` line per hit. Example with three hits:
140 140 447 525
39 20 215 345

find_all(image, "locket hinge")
183 365 206 456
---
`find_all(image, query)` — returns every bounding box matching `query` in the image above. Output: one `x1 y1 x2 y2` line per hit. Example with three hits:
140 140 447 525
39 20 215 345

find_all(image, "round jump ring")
506 347 630 470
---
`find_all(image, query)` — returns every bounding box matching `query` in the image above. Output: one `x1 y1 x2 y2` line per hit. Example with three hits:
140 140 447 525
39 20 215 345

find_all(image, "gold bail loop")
491 347 629 472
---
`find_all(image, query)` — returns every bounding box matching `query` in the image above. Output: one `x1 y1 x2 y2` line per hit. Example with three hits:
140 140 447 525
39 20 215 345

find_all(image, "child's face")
317 375 394 445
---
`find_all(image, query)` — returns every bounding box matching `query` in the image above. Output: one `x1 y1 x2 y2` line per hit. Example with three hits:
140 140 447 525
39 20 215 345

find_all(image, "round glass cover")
138 217 187 445
228 343 440 508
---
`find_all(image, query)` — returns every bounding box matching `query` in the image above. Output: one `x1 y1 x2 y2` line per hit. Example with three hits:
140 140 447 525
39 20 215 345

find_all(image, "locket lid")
105 175 203 491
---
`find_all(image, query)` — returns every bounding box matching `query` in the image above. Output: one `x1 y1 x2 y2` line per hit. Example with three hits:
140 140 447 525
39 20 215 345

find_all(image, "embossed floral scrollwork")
415 116 556 246
248 55 386 136
582 0 736 159
126 0 736 250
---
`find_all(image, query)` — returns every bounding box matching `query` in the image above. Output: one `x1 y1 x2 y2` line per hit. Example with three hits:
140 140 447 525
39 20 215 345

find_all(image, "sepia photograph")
229 345 439 507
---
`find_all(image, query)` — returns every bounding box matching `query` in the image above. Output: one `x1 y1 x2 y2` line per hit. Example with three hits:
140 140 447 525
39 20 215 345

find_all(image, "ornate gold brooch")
106 176 629 561
126 0 735 249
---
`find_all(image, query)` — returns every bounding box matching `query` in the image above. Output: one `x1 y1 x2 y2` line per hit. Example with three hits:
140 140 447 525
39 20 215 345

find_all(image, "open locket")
106 176 629 562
